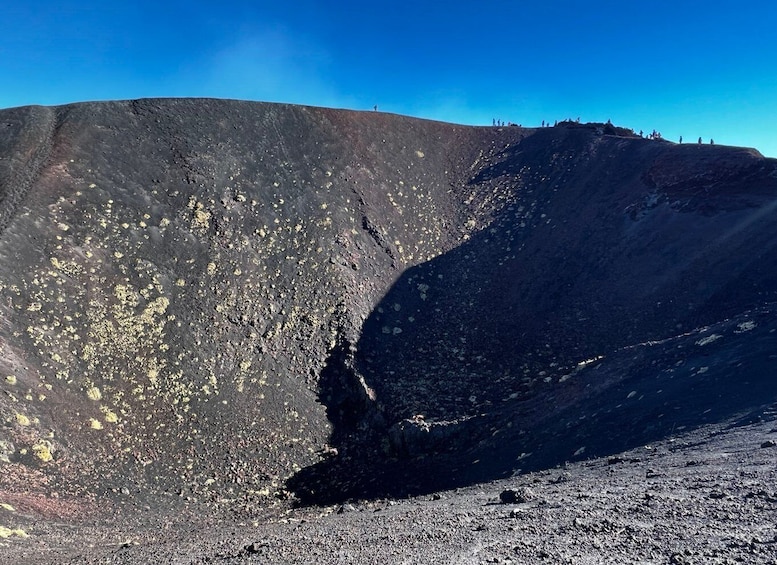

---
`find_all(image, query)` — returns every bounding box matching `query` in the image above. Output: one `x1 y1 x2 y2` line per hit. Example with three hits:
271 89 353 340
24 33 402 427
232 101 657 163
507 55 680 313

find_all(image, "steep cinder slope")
1 102 776 516
0 99 522 515
291 122 777 501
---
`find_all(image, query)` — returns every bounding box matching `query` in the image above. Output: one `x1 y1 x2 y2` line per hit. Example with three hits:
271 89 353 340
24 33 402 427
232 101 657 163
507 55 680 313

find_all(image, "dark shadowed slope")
0 101 776 521
290 122 777 502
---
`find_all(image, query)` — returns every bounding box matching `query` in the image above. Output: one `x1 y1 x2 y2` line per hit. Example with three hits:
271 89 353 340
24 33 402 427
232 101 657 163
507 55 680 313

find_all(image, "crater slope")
0 99 776 522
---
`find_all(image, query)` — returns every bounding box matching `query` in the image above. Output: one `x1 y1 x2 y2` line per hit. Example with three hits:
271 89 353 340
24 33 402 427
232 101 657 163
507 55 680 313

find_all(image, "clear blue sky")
2 1 775 156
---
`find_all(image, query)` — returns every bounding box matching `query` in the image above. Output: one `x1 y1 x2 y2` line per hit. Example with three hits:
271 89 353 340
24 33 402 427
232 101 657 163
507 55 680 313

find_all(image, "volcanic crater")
1 99 777 562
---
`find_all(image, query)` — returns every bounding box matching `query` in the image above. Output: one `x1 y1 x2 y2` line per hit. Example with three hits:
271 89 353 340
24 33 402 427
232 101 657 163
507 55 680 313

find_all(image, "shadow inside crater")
287 136 777 506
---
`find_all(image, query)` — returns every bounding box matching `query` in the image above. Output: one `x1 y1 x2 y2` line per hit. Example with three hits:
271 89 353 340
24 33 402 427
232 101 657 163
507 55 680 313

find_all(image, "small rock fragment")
245 542 265 554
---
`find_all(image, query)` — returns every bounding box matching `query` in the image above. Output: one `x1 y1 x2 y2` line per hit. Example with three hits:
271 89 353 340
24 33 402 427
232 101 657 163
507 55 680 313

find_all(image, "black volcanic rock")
1 99 777 514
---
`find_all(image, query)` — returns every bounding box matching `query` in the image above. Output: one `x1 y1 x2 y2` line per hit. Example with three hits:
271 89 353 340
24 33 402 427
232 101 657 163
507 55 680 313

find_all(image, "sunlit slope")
0 99 505 502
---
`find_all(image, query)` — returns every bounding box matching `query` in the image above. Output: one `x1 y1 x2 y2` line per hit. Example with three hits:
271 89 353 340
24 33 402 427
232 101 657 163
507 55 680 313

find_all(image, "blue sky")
2 1 776 156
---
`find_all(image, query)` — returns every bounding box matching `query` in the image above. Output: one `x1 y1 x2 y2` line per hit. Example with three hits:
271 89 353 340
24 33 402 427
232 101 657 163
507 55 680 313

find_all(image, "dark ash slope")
0 100 776 523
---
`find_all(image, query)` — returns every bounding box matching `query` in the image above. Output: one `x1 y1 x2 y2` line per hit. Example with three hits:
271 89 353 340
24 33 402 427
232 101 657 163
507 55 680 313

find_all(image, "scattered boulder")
499 487 534 504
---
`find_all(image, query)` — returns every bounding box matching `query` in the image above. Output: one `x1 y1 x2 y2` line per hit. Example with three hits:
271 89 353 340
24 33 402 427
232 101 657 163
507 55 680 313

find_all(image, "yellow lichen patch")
101 406 119 423
32 441 53 462
0 503 14 512
89 418 103 430
236 359 252 393
147 366 159 386
0 526 28 538
206 262 217 275
14 413 30 426
86 386 102 401
141 296 170 321
192 209 211 230
4 375 16 385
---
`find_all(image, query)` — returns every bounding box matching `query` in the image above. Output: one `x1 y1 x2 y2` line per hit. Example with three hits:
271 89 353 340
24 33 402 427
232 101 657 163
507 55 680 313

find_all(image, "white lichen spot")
415 150 425 158
89 418 103 430
57 223 70 232
735 320 757 333
86 386 102 401
206 262 217 276
576 355 604 369
695 334 722 347
5 376 16 385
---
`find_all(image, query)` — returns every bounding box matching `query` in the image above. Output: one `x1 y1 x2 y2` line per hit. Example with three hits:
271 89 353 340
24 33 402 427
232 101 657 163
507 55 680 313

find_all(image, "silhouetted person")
698 137 702 144
710 138 714 145
374 105 378 111
541 120 545 127
679 136 683 144
639 130 643 137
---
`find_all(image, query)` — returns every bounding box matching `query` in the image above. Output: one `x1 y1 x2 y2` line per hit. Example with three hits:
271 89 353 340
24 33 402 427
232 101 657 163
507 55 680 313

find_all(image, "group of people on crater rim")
492 117 585 127
639 131 715 145
642 129 663 140
488 117 717 146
